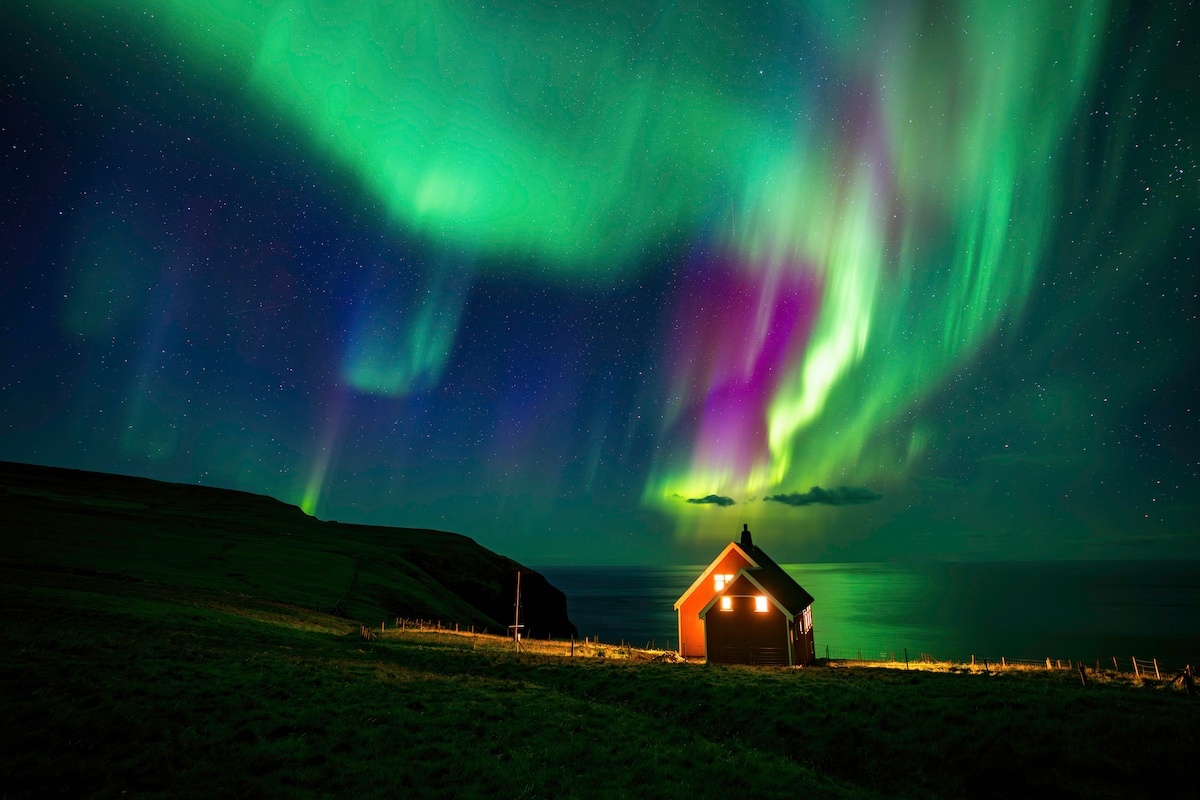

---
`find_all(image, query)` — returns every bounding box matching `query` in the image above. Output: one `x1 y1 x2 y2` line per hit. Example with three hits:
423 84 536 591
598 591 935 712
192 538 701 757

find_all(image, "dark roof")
740 542 814 615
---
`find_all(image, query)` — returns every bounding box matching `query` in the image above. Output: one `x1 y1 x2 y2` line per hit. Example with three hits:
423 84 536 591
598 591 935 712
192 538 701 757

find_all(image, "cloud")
765 486 882 507
686 494 735 507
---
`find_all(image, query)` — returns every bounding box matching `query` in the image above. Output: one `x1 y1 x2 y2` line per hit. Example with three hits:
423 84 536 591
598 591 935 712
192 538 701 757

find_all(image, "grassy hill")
0 461 574 637
2 564 1196 799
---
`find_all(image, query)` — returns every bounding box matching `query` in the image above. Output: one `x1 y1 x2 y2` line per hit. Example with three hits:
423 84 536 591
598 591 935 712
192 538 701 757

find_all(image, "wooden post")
983 659 990 675
571 638 575 657
1154 658 1160 680
1078 661 1088 688
512 570 522 653
1001 657 1006 668
904 647 909 671
1046 658 1051 670
971 655 975 666
1185 665 1195 697
1113 656 1119 673
1132 657 1139 677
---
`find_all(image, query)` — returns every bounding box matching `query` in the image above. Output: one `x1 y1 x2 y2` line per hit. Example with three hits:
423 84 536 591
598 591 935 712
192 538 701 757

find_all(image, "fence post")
1154 658 1160 680
1001 657 1006 668
1132 657 1139 677
904 647 909 671
1078 662 1088 688
1113 656 1119 673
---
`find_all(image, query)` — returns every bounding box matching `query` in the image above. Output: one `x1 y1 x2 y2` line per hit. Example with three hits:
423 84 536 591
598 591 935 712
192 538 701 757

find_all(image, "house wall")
677 548 754 658
792 611 815 665
703 576 790 666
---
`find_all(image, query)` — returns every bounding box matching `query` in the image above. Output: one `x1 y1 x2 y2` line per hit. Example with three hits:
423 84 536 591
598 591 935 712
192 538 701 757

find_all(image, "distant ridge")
0 461 575 638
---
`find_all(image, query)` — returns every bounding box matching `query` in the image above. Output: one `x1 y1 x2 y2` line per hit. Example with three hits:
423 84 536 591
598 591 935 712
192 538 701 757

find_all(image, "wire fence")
817 643 1192 680
361 618 678 661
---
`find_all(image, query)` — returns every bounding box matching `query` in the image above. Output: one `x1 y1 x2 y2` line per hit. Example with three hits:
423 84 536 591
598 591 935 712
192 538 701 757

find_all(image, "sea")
537 561 1200 669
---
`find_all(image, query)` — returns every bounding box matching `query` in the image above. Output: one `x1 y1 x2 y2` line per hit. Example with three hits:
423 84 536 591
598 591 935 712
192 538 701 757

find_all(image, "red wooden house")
674 524 815 666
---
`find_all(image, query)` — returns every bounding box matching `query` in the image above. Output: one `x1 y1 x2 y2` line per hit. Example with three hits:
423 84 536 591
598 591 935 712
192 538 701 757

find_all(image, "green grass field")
2 564 1196 799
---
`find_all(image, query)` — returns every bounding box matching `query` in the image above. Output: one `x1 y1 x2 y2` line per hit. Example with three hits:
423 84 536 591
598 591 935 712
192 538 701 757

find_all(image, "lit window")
755 596 768 613
720 596 732 611
713 573 734 591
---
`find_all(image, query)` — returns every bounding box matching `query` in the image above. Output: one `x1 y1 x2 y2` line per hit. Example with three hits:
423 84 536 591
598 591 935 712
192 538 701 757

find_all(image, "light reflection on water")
538 561 1200 667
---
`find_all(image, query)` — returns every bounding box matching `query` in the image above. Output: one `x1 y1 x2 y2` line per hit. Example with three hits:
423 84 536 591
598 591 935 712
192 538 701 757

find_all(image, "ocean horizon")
537 560 1200 669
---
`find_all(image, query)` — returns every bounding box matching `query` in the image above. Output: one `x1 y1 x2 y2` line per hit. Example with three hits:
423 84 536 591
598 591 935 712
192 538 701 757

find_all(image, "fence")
362 617 676 660
817 642 1190 680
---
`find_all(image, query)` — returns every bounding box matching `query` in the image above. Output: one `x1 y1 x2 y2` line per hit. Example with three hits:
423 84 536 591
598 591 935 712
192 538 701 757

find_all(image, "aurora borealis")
2 1 1197 564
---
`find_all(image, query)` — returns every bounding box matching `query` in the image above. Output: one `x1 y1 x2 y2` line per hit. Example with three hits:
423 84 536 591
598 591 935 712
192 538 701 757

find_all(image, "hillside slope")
0 461 574 637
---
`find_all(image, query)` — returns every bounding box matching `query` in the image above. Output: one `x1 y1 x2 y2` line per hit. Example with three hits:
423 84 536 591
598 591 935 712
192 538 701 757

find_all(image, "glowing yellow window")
720 596 732 611
713 573 734 591
754 596 768 613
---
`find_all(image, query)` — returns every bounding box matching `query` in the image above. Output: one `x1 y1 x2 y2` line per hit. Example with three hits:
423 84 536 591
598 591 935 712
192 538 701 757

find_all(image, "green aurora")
3 0 1197 560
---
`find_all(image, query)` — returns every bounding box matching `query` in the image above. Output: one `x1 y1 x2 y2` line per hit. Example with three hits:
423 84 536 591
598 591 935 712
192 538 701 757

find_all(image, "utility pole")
509 570 523 653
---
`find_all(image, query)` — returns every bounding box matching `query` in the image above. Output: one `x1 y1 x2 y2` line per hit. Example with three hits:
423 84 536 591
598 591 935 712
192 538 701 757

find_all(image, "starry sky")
2 0 1198 565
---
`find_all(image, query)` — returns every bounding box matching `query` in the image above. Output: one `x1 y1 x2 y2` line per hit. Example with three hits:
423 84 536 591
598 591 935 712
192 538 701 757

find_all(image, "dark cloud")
765 486 882 507
686 494 735 507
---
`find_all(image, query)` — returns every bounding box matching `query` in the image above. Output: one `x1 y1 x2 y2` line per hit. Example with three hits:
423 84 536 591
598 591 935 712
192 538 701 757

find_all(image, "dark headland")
0 460 575 638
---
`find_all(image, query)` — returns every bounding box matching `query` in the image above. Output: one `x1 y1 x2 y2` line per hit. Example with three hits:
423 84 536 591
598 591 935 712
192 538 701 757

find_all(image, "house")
674 524 815 666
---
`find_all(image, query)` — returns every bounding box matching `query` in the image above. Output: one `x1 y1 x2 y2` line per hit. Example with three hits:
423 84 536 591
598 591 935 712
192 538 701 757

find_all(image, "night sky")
2 1 1197 565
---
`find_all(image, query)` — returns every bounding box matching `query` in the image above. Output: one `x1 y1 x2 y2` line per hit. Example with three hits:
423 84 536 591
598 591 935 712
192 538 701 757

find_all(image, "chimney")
740 523 753 548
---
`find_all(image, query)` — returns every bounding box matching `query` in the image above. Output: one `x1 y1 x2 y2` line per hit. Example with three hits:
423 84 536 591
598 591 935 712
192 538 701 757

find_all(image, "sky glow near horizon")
2 1 1197 563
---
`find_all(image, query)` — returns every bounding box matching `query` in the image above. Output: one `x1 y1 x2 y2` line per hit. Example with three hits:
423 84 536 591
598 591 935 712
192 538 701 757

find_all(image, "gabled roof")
672 541 759 610
737 540 814 616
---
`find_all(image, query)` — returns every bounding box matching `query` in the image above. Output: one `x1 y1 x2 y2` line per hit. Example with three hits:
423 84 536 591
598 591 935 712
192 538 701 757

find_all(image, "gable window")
720 596 732 611
713 573 734 591
754 595 768 613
